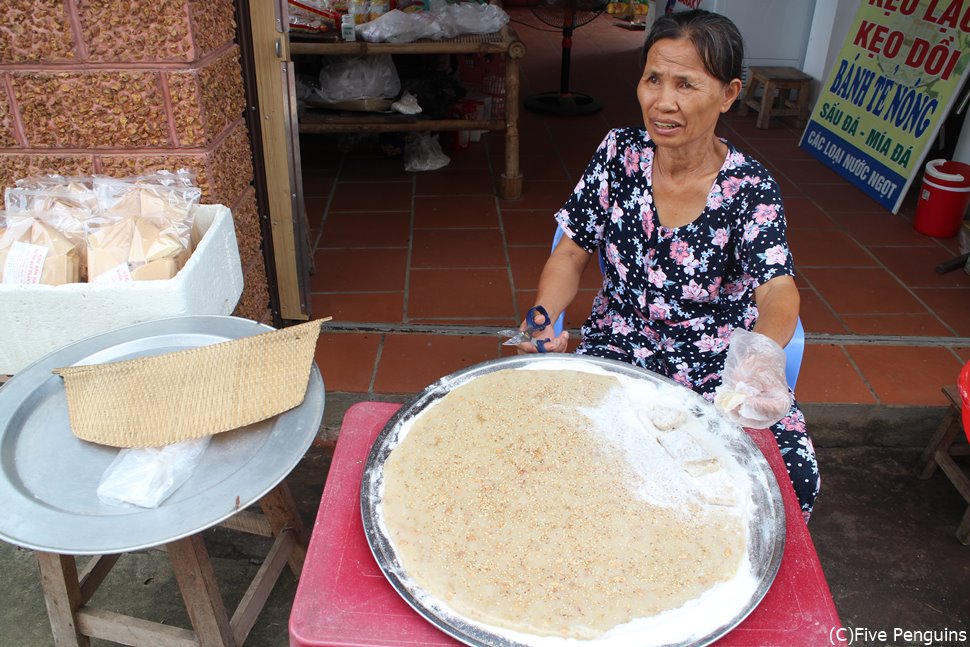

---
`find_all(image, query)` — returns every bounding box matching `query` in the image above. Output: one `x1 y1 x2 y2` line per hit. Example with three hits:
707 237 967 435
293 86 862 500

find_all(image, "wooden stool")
738 66 813 129
34 480 308 646
916 385 970 545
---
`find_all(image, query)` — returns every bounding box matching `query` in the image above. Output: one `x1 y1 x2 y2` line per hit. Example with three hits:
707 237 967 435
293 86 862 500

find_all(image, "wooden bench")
738 66 813 129
916 384 970 545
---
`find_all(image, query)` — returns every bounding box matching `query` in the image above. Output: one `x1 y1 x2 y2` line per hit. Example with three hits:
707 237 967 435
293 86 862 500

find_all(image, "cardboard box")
0 204 244 375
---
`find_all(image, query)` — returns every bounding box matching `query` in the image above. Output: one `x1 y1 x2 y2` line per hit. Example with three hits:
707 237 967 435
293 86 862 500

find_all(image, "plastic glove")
714 328 792 429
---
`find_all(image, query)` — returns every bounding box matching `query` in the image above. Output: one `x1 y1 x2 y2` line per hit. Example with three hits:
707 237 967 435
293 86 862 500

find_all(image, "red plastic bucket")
914 159 970 237
960 360 970 443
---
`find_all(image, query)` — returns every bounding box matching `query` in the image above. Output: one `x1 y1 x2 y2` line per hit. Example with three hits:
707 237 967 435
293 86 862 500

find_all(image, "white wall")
804 0 860 101
703 0 817 69
649 0 860 98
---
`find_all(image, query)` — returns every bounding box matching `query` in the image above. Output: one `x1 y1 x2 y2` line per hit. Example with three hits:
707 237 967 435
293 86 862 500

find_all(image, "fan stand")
525 6 603 116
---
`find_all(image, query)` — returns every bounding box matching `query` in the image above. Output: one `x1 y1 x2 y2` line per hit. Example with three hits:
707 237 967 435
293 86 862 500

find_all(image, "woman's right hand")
519 233 590 355
514 309 570 354
515 328 570 354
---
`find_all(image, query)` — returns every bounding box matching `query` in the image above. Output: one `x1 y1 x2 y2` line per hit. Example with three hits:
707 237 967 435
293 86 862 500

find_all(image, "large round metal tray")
0 315 325 555
361 354 785 647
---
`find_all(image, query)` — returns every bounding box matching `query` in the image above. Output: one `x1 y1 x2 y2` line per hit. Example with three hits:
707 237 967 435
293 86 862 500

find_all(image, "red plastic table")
290 402 844 646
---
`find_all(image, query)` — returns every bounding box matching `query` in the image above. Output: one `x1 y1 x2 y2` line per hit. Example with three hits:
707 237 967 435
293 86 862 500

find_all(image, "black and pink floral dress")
555 127 820 519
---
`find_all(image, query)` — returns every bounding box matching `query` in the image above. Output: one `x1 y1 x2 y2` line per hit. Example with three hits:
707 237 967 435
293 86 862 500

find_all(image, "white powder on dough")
579 376 755 517
376 359 766 646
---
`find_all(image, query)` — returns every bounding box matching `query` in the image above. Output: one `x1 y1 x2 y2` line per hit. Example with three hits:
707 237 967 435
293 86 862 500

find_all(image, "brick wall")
0 0 269 321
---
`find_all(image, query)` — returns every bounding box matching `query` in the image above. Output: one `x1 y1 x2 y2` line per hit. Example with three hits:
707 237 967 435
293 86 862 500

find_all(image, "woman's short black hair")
643 9 744 85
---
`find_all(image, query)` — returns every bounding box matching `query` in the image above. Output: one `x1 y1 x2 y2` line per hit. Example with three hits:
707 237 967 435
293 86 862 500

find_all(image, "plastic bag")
5 177 97 280
288 0 339 35
97 437 210 508
317 54 402 102
90 172 200 282
391 90 422 115
404 133 450 171
431 0 509 39
92 171 200 248
357 9 443 43
714 328 792 429
0 214 81 285
358 3 508 43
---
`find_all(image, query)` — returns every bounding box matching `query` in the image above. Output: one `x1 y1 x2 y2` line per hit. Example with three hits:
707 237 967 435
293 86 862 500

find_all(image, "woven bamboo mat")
53 319 326 448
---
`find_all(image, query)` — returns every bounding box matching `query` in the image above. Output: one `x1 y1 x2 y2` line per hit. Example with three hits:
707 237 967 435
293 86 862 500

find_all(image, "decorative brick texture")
0 1 272 320
234 253 270 321
0 85 18 148
14 71 170 148
98 122 250 201
77 0 193 62
166 71 206 147
98 152 212 197
231 187 271 321
209 123 254 206
232 187 263 271
0 154 95 207
97 121 251 200
199 47 247 144
168 46 246 147
0 0 76 64
189 0 236 59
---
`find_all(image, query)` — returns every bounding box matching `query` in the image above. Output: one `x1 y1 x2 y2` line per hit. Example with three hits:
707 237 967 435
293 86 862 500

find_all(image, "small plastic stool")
916 382 970 544
738 66 813 129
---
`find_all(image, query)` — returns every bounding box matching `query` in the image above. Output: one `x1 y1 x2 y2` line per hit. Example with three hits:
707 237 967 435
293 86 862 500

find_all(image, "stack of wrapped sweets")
0 171 201 286
0 177 95 284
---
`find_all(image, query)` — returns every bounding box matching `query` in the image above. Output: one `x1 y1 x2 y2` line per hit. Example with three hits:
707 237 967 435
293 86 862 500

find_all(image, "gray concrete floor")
2 397 970 646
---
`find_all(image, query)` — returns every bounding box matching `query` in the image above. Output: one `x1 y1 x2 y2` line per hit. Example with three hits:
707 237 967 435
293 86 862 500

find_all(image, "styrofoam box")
0 204 244 375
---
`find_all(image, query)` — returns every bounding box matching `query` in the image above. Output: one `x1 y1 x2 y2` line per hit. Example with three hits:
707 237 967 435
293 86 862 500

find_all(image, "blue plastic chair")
785 317 805 390
549 226 805 390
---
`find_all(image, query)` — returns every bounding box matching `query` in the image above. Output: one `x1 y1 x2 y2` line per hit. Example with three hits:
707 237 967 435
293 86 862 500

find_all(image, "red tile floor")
302 8 969 408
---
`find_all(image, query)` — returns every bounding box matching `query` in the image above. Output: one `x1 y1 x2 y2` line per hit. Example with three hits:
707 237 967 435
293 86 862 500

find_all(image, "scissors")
498 305 552 353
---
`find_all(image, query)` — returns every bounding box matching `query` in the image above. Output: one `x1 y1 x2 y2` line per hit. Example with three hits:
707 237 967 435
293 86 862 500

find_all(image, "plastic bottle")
341 14 356 41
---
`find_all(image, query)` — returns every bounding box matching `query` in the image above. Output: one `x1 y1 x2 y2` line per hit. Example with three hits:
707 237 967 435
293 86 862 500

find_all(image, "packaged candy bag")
86 215 135 283
90 171 201 282
0 215 81 285
5 177 97 280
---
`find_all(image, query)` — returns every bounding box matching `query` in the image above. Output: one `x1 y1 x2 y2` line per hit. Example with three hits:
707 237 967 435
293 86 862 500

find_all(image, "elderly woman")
517 9 819 520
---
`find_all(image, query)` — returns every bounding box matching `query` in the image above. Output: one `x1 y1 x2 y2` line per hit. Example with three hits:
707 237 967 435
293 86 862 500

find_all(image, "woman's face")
637 37 741 151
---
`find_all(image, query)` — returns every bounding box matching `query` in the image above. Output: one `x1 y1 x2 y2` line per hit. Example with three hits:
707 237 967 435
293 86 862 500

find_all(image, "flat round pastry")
363 356 784 646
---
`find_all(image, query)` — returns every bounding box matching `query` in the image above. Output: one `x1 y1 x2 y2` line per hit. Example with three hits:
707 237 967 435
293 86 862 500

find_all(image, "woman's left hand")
714 328 791 428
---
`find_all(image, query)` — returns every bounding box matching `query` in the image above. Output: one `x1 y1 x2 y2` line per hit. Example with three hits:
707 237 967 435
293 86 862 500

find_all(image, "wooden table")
290 402 845 646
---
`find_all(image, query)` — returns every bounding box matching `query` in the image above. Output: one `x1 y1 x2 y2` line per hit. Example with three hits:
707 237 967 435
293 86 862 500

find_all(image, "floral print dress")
556 127 820 519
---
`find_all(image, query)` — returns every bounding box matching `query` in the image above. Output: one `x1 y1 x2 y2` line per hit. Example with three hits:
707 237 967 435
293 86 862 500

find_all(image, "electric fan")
526 0 608 116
